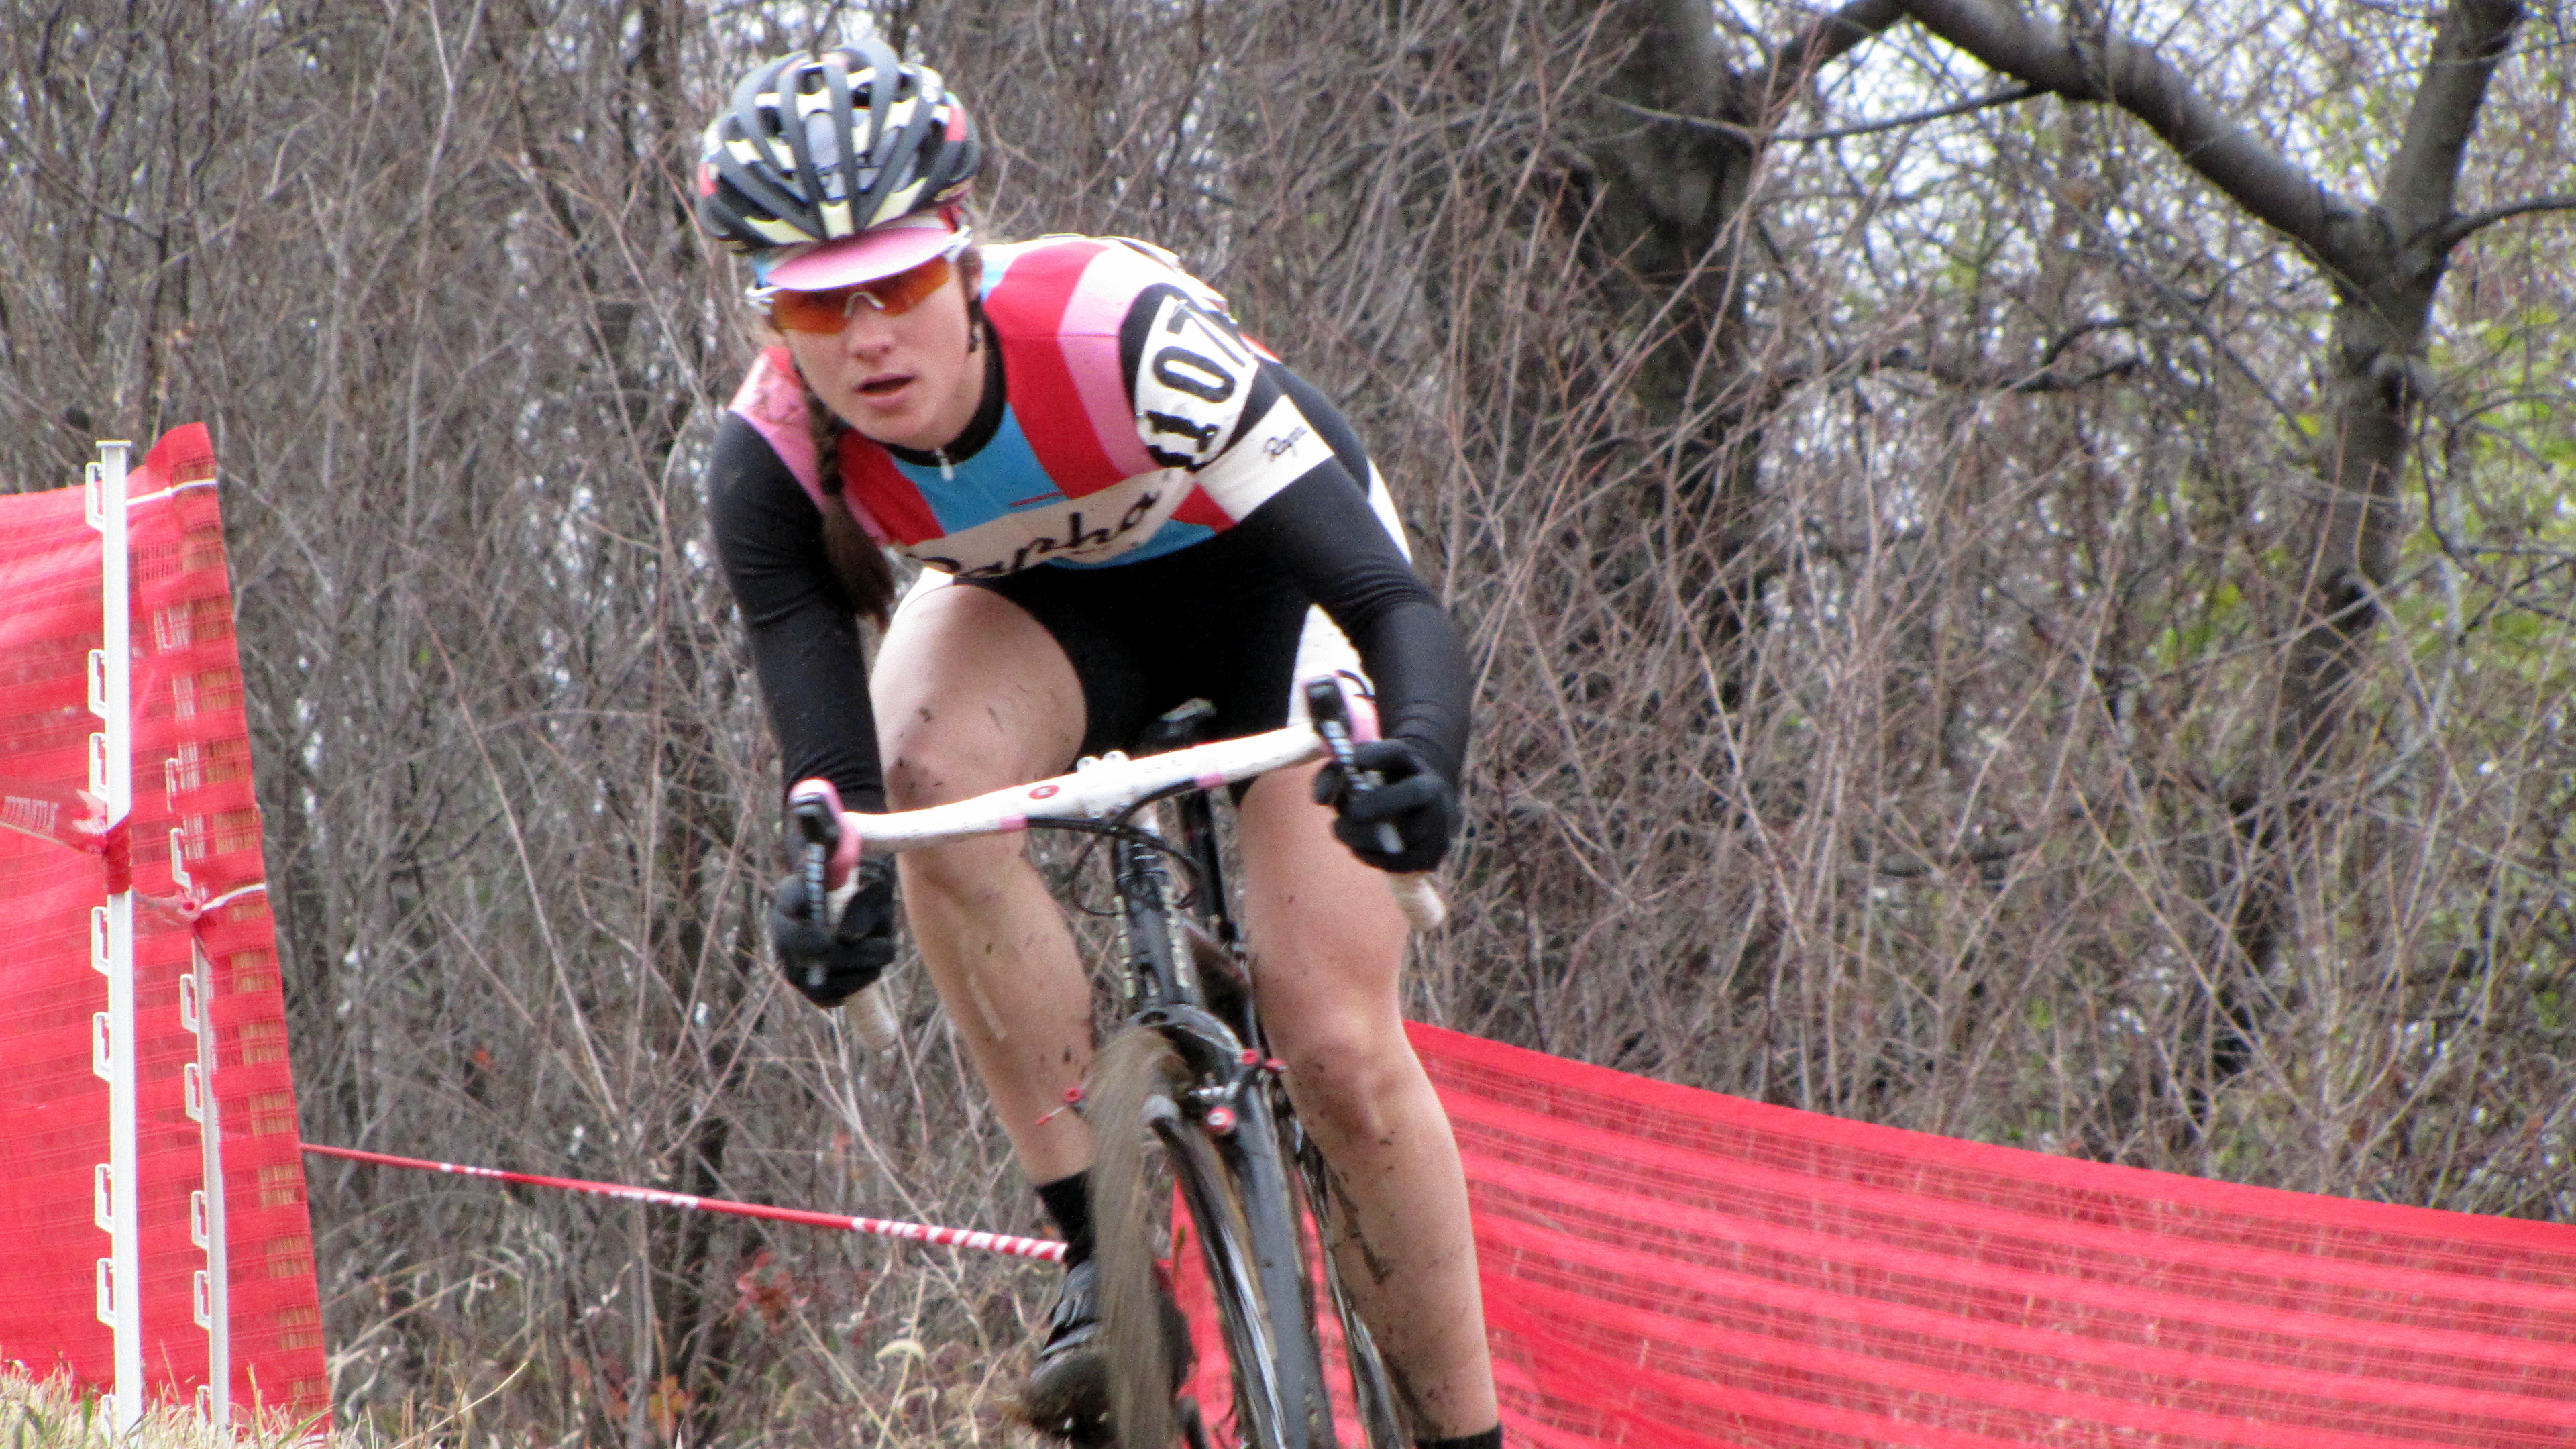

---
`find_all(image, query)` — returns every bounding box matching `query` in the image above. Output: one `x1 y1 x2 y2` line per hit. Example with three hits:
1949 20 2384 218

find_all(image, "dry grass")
2 1375 325 1449
1 1363 1026 1449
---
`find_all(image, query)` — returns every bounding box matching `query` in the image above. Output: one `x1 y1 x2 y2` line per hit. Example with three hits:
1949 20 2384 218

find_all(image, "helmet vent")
695 46 981 253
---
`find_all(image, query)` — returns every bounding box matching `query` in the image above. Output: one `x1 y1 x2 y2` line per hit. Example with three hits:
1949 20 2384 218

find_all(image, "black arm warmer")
705 413 889 814
1225 407 1473 786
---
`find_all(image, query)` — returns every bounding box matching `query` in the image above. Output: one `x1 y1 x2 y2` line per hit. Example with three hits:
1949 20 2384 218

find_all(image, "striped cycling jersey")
706 233 1472 816
727 234 1332 580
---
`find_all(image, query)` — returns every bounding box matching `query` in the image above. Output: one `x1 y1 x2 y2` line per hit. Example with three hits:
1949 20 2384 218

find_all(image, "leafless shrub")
4 0 2569 1442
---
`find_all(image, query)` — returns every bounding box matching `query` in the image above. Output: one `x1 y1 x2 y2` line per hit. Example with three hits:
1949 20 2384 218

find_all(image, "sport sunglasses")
759 254 958 333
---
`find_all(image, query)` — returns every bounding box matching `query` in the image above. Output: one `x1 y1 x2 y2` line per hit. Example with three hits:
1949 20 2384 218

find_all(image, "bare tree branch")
1898 0 2369 276
2425 193 2576 254
1757 0 1911 111
1791 83 2044 141
1610 83 2043 144
2383 0 2526 249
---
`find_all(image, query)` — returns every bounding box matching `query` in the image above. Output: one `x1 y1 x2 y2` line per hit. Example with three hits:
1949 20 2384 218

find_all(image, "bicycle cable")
1027 811 1208 918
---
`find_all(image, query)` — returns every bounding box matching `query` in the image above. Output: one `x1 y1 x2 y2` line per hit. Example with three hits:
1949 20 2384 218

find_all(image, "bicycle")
790 678 1438 1449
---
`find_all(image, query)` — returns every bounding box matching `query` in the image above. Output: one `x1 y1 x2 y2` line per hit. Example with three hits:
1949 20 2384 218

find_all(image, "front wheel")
1090 1027 1337 1449
1291 1123 1406 1449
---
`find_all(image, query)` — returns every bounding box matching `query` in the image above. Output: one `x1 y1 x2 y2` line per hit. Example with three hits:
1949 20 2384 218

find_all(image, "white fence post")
181 918 232 1424
84 439 142 1433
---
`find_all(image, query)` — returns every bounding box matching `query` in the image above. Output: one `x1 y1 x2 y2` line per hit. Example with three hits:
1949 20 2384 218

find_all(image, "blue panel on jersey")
1046 519 1216 570
977 246 1020 297
890 405 1061 535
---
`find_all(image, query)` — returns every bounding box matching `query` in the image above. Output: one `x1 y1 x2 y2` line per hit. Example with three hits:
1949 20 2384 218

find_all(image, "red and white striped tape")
301 1143 1065 1263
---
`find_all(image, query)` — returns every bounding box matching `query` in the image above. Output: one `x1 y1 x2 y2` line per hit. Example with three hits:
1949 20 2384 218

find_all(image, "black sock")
1416 1430 1501 1449
1034 1171 1095 1266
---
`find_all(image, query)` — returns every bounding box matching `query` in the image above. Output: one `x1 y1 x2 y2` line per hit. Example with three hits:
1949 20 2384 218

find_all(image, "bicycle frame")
1094 764 1341 1449
814 693 1428 1449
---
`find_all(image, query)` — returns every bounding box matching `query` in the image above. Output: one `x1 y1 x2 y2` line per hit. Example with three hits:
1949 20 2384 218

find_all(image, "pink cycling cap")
754 211 967 292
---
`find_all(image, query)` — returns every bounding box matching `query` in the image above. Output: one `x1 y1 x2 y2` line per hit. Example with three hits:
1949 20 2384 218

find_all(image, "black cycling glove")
768 855 896 1008
1311 738 1458 874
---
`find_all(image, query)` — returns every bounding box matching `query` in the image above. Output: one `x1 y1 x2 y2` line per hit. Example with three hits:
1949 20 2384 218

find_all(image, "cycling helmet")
696 41 981 254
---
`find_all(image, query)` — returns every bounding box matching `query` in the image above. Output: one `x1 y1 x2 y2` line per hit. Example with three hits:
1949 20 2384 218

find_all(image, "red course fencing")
0 429 329 1426
1181 1026 2576 1447
1411 1022 2576 1449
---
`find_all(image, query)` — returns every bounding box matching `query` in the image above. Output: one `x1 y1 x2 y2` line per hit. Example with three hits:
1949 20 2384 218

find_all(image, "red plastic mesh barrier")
0 428 329 1427
1182 1023 2576 1446
1434 1022 2576 1448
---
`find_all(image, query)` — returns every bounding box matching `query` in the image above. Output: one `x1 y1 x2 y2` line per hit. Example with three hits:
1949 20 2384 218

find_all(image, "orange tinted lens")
769 286 857 333
767 256 953 331
858 256 951 317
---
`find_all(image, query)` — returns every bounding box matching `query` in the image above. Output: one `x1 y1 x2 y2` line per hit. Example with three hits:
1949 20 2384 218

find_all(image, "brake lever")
788 780 843 994
1301 678 1403 857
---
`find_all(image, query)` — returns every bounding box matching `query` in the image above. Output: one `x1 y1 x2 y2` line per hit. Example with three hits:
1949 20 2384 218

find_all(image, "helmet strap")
957 241 988 354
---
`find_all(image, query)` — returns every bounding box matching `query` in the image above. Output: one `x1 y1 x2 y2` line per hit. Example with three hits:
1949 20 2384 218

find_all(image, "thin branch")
1607 84 2044 144
1756 0 1912 110
1897 0 2367 274
1853 341 2145 393
2425 193 2576 254
1796 83 2045 142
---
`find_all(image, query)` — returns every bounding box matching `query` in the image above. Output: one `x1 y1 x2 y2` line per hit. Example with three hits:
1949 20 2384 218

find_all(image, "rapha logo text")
922 492 1165 578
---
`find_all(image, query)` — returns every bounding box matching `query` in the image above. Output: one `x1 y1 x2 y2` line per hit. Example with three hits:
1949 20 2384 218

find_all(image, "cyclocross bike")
790 678 1439 1449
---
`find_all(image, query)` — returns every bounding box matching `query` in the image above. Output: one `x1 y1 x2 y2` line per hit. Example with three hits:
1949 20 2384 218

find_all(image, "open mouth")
858 374 912 398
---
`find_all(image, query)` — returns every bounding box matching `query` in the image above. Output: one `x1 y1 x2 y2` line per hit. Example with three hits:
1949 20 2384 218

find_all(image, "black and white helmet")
695 42 981 254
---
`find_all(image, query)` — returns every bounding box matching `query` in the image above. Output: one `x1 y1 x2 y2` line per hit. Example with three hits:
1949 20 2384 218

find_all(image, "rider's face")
784 258 985 454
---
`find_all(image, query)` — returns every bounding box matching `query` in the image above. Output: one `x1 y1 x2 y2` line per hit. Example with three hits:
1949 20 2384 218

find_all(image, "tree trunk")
1572 0 1902 687
1898 0 2528 1104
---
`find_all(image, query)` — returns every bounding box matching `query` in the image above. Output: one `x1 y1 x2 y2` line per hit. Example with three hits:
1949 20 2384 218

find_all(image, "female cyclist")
696 43 1500 1449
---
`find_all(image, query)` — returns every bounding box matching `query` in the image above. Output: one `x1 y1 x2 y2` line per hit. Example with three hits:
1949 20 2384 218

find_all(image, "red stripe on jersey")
1172 486 1234 531
841 445 945 547
987 242 1130 500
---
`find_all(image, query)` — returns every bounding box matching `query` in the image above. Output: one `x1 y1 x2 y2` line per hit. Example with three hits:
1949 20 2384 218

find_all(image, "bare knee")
881 729 999 811
1275 1017 1426 1152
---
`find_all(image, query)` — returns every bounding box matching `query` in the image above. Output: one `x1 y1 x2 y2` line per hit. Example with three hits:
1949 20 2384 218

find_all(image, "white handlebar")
839 724 1324 849
832 722 1446 929
826 721 1448 1051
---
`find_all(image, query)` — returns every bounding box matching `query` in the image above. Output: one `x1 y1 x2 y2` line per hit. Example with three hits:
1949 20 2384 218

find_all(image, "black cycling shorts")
961 522 1344 763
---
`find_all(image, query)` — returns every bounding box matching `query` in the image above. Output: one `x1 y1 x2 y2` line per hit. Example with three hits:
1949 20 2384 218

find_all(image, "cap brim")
759 215 961 292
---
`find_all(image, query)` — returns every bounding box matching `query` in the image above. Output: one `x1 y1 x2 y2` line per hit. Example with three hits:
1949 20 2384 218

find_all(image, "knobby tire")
1090 1027 1336 1449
